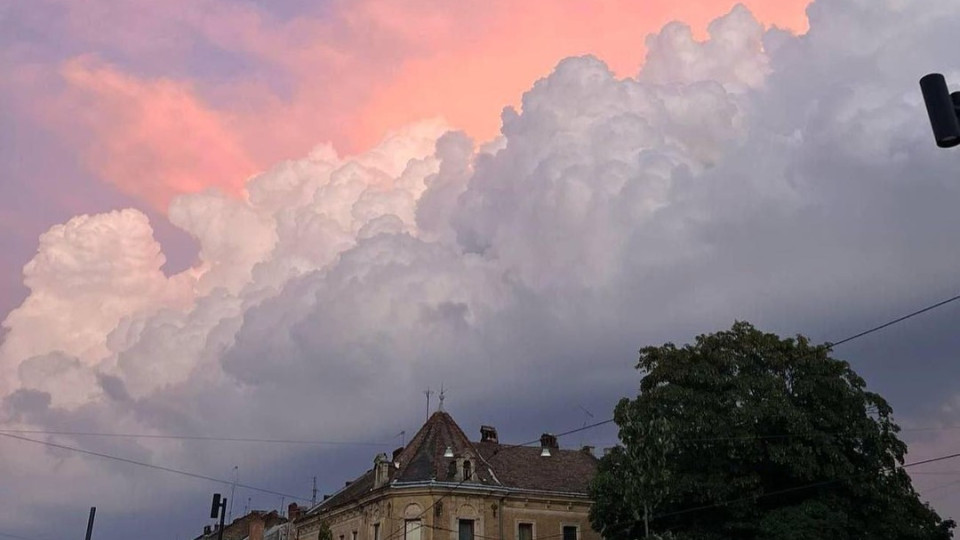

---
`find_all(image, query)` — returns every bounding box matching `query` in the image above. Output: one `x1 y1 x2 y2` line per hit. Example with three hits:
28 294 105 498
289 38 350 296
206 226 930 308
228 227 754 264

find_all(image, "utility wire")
0 432 310 502
0 429 390 447
2 287 955 533
646 450 960 522
827 292 960 348
0 532 37 540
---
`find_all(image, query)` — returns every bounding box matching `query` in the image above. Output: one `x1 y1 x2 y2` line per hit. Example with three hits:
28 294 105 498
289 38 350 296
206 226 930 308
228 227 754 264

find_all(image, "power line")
645 450 960 522
0 532 38 540
0 429 390 447
0 432 310 502
827 292 960 347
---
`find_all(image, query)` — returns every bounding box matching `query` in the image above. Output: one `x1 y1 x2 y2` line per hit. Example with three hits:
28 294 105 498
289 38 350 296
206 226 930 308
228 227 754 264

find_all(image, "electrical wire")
0 429 391 447
827 292 960 348
0 532 37 540
644 450 960 522
0 432 310 502
2 286 957 537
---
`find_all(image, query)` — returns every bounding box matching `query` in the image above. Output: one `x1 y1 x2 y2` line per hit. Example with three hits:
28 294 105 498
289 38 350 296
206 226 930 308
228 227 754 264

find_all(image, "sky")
3 0 960 538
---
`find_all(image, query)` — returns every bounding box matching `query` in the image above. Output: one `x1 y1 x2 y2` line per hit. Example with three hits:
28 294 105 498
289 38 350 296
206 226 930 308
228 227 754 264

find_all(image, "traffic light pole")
211 493 228 540
84 507 96 540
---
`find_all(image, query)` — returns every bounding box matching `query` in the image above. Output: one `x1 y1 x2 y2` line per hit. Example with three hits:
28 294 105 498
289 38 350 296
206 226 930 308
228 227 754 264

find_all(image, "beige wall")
296 490 599 540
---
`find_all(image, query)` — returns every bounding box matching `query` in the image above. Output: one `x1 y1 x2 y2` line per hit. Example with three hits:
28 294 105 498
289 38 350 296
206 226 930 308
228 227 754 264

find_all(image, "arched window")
463 460 472 481
447 461 457 479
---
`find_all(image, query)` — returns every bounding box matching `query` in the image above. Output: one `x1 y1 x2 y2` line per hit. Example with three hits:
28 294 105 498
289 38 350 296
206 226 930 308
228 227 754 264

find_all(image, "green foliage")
590 321 954 540
317 521 333 540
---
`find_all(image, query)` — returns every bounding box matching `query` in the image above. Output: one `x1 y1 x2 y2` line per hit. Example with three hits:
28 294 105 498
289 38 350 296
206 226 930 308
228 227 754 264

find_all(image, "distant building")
294 411 600 540
195 509 288 540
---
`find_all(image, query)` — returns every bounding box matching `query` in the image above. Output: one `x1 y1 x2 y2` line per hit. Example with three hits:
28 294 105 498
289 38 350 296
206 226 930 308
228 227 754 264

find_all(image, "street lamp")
920 73 960 148
210 493 227 540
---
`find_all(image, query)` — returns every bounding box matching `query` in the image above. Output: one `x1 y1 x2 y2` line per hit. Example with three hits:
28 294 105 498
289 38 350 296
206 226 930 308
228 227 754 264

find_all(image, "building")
294 411 600 540
194 509 288 540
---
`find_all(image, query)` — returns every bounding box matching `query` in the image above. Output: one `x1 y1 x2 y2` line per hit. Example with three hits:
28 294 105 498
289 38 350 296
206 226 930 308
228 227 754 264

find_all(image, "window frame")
516 521 535 540
561 525 579 540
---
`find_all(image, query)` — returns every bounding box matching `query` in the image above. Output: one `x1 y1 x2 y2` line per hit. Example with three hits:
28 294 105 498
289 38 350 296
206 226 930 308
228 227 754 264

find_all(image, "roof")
475 442 597 493
195 510 286 540
310 411 598 515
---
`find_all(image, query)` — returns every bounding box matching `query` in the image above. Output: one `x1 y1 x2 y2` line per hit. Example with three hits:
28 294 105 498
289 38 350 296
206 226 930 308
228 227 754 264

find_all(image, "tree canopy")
590 321 954 540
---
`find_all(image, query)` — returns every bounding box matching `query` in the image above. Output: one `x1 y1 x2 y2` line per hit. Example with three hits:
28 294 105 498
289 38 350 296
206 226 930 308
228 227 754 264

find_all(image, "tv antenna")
577 405 594 446
423 387 434 421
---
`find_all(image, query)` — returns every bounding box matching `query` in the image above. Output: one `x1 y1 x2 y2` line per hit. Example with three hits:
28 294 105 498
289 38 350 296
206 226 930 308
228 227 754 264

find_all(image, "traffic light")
920 73 960 148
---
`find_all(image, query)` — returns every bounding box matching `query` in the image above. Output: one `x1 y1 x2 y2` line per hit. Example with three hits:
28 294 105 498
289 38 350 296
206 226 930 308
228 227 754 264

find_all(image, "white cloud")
5 0 960 535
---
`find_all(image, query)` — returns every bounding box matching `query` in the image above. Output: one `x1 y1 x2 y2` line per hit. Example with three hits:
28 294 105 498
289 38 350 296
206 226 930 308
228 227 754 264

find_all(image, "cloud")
49 58 257 210
5 0 960 537
3 0 810 211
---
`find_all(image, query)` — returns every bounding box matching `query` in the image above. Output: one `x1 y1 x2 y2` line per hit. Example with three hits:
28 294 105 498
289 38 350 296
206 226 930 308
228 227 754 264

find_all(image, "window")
463 460 472 481
518 523 533 540
352 531 357 540
562 527 578 540
404 520 422 540
373 524 381 540
447 461 457 479
459 520 475 540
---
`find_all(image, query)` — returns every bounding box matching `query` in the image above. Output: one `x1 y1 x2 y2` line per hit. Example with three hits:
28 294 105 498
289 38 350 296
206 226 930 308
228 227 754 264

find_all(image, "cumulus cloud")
4 0 960 537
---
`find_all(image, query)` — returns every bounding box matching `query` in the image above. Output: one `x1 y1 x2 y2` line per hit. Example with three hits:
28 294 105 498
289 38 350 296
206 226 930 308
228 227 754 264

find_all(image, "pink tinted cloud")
49 58 255 209
30 0 811 211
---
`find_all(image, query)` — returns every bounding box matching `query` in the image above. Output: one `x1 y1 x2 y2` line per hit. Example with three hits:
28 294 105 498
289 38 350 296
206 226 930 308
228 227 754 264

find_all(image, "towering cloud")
4 0 960 537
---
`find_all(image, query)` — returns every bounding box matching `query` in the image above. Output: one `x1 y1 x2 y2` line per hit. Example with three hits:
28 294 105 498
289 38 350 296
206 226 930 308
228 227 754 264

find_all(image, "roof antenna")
229 465 238 521
424 387 434 421
578 405 594 447
438 383 446 412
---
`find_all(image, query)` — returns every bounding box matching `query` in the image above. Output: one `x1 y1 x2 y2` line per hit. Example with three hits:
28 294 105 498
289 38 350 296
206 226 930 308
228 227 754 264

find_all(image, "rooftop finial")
438 383 445 411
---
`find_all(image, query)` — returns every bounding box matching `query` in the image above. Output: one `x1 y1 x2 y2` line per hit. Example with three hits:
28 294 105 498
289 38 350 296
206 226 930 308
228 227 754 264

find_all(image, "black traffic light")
920 73 960 148
210 493 222 519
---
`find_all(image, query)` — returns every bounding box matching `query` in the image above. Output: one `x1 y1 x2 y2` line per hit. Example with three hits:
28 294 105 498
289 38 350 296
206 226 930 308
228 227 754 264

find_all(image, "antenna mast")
423 387 434 420
229 466 238 521
577 405 594 447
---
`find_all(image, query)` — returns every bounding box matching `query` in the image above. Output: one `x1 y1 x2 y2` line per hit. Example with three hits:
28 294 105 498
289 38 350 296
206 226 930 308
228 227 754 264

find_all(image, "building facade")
294 411 600 540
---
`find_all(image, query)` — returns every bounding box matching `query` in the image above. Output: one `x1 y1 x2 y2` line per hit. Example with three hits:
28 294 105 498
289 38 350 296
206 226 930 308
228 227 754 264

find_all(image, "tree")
317 521 333 540
590 321 954 540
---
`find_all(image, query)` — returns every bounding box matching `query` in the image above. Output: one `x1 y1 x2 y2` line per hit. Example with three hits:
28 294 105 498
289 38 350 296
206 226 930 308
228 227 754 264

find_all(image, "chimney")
480 425 498 443
288 503 301 522
323 495 330 501
392 446 404 462
581 445 595 456
203 525 212 536
374 452 390 488
249 514 265 540
540 433 558 449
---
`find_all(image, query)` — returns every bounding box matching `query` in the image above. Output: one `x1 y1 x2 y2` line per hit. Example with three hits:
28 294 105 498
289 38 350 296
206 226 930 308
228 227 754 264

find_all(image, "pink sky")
13 0 810 212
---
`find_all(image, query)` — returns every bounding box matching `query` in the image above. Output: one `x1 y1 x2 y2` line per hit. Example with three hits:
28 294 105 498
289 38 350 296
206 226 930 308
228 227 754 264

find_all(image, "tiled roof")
309 412 597 515
316 468 378 511
195 510 286 540
475 442 597 494
393 411 493 484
